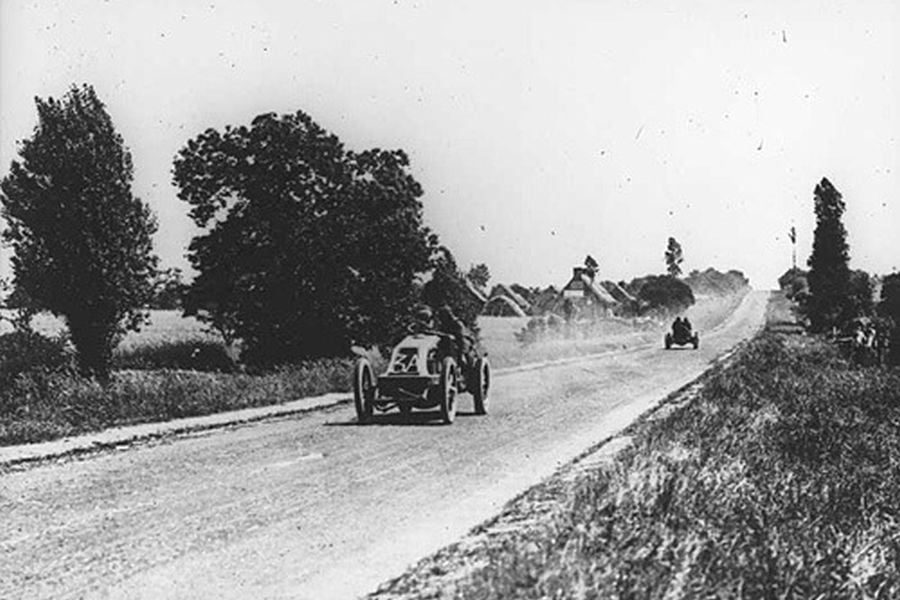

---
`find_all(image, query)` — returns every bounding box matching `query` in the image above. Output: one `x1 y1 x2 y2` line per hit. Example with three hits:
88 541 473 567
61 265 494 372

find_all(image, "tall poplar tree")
1 84 158 377
805 177 851 332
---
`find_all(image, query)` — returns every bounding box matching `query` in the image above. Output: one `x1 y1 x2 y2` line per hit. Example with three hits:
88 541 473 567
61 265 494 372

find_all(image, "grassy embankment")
0 311 364 445
371 292 900 599
0 292 745 446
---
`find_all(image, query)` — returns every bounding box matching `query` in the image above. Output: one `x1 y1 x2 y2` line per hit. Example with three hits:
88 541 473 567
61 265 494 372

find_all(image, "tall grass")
0 359 356 446
372 295 900 599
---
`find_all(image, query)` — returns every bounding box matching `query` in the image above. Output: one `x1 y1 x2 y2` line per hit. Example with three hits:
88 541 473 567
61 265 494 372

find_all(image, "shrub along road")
0 291 767 600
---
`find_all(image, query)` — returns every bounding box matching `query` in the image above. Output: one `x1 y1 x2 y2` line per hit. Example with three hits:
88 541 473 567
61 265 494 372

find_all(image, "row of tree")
1 84 479 376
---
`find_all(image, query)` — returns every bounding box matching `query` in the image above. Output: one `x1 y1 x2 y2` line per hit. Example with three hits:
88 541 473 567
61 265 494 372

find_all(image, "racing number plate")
392 348 419 373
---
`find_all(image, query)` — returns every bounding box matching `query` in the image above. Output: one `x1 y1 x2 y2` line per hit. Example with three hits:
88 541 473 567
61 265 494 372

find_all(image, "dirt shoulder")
368 292 900 599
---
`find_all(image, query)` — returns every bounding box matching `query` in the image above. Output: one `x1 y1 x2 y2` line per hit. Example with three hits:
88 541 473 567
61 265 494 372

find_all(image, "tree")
880 274 900 323
789 225 797 270
627 274 694 314
0 84 158 377
878 273 900 365
150 267 186 310
805 177 851 332
778 267 809 300
467 263 491 290
173 110 436 364
584 254 599 277
665 237 683 277
846 269 874 321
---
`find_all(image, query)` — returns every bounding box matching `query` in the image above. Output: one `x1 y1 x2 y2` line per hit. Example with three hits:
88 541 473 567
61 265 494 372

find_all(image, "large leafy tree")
172 110 435 365
805 177 851 332
665 237 684 277
878 273 900 365
1 84 158 377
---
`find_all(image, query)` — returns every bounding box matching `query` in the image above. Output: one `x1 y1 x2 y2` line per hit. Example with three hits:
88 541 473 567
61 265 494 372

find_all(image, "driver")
673 316 684 336
435 304 474 370
409 305 435 333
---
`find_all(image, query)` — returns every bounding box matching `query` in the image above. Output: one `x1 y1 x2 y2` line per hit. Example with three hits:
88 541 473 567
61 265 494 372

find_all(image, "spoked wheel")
438 356 458 424
472 357 490 415
353 358 376 424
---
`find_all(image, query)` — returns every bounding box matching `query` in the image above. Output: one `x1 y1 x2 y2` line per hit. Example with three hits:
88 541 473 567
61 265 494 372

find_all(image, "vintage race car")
353 331 490 424
665 322 699 349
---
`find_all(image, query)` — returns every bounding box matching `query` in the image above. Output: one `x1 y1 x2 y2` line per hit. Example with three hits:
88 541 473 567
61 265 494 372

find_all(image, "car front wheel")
439 356 458 424
353 358 376 424
472 357 490 415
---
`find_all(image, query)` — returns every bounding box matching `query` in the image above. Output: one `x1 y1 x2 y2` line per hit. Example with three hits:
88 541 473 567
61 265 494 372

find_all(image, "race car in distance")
353 331 490 425
665 317 699 350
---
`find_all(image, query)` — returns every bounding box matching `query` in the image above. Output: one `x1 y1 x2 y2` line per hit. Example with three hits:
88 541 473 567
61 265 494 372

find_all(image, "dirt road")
0 291 768 600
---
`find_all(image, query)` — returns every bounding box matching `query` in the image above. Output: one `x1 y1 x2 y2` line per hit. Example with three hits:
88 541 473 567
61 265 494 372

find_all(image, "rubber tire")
472 357 490 415
353 358 375 424
438 356 458 424
665 334 672 350
693 333 700 350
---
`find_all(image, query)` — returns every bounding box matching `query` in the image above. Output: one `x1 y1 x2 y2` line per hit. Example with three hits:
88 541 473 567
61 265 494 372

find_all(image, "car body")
353 331 490 424
665 322 699 349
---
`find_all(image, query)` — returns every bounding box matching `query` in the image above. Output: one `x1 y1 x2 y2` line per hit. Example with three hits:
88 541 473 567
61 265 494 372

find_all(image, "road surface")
0 291 768 599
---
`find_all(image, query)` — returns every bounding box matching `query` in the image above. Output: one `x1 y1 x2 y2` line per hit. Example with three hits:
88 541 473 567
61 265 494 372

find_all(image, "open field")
370 292 900 599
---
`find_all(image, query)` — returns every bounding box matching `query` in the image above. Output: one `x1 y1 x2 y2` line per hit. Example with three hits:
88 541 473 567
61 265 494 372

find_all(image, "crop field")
1 309 218 351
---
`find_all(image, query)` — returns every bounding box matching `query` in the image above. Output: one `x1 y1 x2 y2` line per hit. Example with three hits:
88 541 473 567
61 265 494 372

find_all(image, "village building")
482 283 531 317
560 266 619 318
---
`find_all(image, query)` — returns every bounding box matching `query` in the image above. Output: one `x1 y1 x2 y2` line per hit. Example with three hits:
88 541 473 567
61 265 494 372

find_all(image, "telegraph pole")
789 225 797 271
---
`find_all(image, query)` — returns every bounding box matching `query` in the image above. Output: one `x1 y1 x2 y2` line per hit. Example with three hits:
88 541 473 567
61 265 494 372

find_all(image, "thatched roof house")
561 267 618 307
483 295 528 317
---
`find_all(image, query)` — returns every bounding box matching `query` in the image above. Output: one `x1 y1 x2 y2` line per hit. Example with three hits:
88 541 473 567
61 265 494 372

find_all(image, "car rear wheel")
665 334 672 350
439 357 458 424
353 358 376 424
472 357 490 415
692 333 700 349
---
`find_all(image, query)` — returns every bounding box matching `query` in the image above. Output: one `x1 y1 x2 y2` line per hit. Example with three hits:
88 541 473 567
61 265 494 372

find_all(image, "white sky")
1 0 898 290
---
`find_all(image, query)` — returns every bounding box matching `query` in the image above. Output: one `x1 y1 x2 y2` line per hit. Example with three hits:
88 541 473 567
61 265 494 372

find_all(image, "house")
560 266 619 317
464 278 489 308
483 295 528 317
482 283 532 317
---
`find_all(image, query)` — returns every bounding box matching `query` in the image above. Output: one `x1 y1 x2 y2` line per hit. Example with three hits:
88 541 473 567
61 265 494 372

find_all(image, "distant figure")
682 316 692 333
672 316 684 336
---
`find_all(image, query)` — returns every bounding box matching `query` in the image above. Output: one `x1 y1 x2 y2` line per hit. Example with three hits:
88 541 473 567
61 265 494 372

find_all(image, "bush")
0 330 72 389
0 355 358 445
777 267 809 300
626 274 695 315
